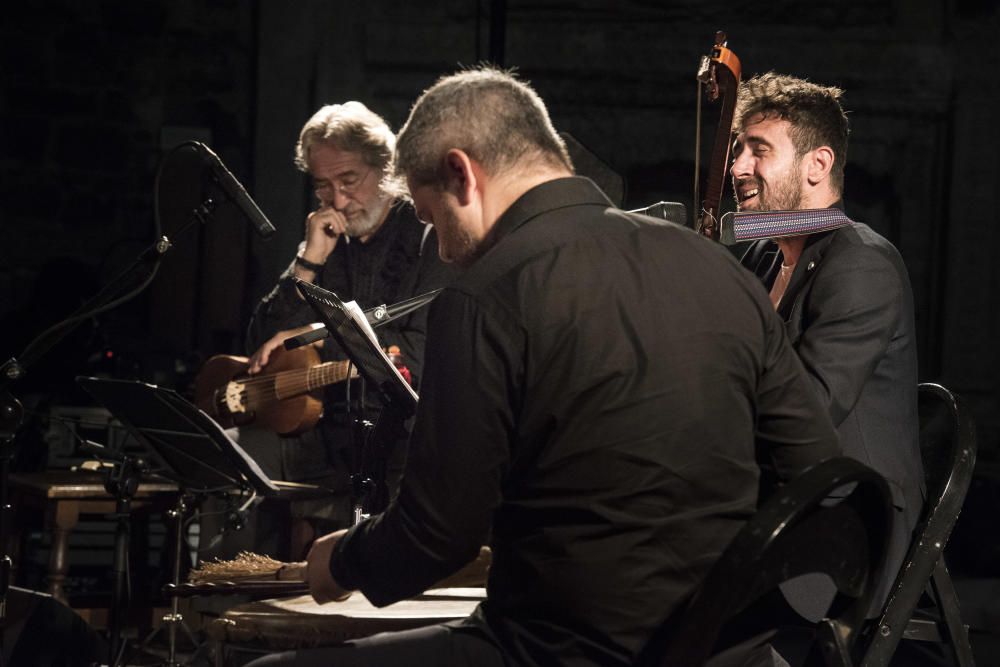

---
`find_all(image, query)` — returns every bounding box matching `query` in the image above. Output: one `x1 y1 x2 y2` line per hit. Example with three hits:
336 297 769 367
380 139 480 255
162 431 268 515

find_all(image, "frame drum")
207 588 485 650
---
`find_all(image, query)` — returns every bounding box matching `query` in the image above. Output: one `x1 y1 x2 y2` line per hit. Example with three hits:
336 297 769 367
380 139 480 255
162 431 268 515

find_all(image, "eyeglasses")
313 166 375 198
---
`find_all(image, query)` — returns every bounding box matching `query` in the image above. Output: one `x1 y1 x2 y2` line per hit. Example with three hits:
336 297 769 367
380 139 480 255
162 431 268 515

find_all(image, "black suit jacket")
742 220 924 614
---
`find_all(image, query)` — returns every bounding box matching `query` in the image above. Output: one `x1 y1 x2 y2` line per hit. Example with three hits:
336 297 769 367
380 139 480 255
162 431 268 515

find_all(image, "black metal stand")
76 377 279 666
349 417 376 526
350 400 409 525
139 493 202 667
103 452 146 667
0 176 218 658
0 389 24 663
0 140 272 667
292 280 419 528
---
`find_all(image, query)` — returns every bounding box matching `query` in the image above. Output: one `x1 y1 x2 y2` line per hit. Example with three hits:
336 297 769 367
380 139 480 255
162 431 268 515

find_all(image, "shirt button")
807 261 816 271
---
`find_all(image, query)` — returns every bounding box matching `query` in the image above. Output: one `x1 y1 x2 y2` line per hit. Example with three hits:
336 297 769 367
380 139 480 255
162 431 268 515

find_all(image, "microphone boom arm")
283 288 444 351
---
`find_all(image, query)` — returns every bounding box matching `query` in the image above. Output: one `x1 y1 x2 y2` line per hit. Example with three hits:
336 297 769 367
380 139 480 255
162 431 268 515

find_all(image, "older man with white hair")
243 101 458 551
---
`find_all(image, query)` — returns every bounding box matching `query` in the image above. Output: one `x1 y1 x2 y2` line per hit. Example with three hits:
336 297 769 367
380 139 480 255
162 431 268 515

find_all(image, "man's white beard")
346 196 390 238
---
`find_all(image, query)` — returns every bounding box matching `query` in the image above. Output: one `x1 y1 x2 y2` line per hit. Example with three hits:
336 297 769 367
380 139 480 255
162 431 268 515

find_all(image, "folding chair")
861 383 977 667
657 457 894 667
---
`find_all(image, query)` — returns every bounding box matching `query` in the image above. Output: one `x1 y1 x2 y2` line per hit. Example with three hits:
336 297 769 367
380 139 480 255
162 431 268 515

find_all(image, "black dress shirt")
331 177 839 666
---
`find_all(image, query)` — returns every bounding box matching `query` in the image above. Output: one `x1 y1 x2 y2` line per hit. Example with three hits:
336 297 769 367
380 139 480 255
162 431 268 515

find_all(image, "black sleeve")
793 247 903 427
245 254 321 355
329 288 512 605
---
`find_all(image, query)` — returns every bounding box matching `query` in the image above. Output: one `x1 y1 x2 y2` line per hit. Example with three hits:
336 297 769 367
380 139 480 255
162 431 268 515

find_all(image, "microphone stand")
282 288 445 351
102 450 147 667
0 188 223 666
0 385 24 663
347 372 410 524
138 492 203 667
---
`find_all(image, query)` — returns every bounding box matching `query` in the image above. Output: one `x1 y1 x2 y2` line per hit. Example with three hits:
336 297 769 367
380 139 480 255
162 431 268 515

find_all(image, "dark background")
1 0 997 519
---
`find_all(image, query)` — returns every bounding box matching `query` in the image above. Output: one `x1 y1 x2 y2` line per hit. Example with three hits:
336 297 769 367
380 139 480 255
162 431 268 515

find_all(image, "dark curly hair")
734 72 849 194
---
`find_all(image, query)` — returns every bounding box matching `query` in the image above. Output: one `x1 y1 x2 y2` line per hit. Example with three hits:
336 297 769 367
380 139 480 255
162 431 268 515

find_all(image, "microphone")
283 288 445 351
283 324 328 350
629 201 688 226
195 142 276 239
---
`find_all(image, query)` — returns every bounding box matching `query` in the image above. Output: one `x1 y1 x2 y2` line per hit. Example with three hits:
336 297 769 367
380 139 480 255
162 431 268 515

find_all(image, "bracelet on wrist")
294 254 326 272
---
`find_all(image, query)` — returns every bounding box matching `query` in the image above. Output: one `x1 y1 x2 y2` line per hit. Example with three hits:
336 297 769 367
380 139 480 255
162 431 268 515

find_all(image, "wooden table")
10 470 178 605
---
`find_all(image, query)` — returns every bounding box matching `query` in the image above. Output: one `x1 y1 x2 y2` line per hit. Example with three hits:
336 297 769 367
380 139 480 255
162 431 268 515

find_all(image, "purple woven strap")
719 208 852 245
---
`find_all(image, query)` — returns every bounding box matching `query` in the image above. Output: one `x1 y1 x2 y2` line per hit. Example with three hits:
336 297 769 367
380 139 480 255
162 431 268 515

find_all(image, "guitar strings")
233 362 356 408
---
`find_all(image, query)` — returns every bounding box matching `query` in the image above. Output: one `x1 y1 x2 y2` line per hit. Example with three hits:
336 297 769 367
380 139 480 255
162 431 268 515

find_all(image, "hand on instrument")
306 528 353 604
247 324 318 374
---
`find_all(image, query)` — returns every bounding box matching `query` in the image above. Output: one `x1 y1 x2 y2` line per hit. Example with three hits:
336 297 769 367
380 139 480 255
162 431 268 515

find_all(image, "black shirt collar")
488 176 613 247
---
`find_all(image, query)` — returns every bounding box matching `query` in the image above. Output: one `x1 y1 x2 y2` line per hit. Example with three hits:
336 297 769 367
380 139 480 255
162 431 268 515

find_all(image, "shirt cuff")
328 520 368 592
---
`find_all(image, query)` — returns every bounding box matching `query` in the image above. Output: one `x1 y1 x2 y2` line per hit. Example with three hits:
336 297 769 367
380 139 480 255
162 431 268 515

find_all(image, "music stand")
294 280 417 415
77 376 280 666
293 279 417 519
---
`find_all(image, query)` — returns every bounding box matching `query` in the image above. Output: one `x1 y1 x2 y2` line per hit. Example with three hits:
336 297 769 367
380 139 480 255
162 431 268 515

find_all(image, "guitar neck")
267 359 356 402
305 360 355 392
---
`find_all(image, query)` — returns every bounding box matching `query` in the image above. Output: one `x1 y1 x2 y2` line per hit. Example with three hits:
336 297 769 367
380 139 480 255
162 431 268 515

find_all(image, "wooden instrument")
167 579 310 598
693 31 742 241
169 547 491 599
205 589 485 649
193 345 356 436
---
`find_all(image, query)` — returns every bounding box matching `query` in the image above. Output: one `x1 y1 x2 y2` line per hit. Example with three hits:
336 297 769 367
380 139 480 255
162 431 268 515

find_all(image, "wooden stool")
10 470 177 613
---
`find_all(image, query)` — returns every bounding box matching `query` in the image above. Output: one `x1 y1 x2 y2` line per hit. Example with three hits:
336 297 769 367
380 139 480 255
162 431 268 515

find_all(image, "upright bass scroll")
693 31 742 241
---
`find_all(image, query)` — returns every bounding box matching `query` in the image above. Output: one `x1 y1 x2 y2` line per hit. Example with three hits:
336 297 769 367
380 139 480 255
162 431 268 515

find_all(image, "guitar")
193 345 357 436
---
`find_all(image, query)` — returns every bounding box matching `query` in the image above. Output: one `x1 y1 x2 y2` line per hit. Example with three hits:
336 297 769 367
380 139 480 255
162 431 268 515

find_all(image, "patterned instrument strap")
719 208 853 246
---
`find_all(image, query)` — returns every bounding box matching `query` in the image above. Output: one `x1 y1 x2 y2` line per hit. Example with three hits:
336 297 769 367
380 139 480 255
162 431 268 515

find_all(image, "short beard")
346 195 391 238
450 236 491 268
438 209 493 268
759 174 803 212
735 157 804 212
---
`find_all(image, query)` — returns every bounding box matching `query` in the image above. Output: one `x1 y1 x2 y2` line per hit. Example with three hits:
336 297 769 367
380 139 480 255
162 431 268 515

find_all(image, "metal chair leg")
927 558 975 667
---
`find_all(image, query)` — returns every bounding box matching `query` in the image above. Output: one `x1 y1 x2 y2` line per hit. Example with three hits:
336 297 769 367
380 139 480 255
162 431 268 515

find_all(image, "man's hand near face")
295 205 348 280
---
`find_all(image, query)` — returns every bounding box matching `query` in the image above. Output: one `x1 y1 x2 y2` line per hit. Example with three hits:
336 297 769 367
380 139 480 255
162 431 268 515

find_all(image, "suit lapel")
744 241 781 290
776 229 840 340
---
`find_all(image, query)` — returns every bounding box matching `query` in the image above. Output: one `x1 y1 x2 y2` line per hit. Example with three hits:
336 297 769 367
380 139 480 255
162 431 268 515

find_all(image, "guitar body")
194 345 326 436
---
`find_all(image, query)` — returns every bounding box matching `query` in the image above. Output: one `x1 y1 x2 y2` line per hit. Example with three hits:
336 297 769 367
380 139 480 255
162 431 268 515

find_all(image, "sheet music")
343 299 380 348
294 279 418 411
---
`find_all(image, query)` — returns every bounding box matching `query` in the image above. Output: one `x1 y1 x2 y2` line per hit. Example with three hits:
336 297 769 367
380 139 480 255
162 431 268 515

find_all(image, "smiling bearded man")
733 72 925 633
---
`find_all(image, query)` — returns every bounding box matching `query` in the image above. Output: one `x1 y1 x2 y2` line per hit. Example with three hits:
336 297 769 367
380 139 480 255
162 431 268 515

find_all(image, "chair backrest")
916 383 977 531
860 382 977 666
658 457 893 667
